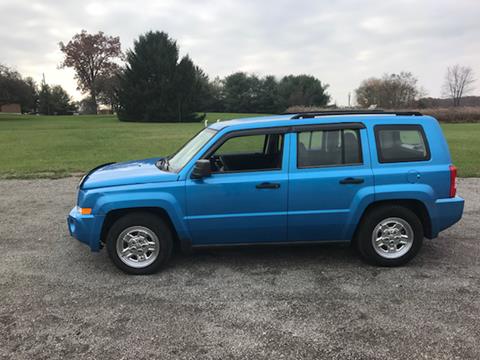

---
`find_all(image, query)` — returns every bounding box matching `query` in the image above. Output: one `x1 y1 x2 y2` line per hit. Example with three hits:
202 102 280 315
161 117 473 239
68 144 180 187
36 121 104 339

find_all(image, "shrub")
421 107 480 123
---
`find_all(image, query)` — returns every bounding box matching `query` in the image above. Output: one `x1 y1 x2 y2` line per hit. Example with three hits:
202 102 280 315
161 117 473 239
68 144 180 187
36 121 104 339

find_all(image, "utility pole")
348 92 351 108
41 73 50 115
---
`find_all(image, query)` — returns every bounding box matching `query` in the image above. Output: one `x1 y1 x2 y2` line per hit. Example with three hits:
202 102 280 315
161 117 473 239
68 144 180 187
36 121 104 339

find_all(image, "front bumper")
67 207 105 252
432 196 465 237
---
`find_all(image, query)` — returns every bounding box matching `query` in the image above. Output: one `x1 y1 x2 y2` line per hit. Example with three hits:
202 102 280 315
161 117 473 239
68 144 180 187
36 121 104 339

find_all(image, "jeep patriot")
68 111 464 274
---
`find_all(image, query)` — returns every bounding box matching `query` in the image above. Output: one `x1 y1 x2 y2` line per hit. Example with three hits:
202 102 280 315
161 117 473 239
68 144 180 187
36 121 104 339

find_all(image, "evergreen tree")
223 72 261 113
278 75 330 109
24 77 39 113
118 31 204 122
219 73 330 113
192 66 213 113
50 85 76 114
174 56 198 122
257 75 281 113
38 80 51 115
38 80 75 115
203 76 225 112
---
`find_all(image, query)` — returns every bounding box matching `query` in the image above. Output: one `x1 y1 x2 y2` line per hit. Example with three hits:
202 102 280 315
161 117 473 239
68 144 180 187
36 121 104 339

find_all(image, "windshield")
167 128 217 172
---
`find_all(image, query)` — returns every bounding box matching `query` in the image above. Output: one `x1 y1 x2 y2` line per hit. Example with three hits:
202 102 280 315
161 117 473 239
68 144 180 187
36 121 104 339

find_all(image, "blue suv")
68 111 464 274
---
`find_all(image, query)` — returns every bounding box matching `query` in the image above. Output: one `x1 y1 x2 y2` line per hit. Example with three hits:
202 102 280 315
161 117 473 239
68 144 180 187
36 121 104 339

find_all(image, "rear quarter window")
375 125 430 163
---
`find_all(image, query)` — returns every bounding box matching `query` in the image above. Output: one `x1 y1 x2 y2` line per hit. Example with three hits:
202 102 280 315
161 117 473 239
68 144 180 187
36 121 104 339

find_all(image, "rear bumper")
431 196 464 237
67 207 104 252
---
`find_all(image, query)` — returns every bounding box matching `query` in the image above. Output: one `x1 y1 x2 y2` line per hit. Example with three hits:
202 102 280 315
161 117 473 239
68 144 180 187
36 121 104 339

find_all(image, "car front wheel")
356 205 423 266
106 212 173 275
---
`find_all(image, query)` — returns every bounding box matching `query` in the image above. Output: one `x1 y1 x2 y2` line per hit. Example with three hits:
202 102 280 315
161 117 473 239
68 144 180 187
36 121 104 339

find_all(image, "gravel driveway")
0 178 479 359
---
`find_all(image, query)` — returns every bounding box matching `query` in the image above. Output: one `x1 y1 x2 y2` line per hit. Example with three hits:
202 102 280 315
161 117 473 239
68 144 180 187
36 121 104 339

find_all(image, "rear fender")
374 183 435 206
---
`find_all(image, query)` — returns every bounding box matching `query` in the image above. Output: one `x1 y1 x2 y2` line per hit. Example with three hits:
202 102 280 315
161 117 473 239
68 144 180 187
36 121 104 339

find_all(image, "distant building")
0 103 21 113
98 108 113 115
98 104 114 115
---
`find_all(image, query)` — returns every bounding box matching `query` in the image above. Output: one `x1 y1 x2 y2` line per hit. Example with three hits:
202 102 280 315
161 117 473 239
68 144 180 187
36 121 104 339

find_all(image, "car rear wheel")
356 205 423 266
106 212 173 275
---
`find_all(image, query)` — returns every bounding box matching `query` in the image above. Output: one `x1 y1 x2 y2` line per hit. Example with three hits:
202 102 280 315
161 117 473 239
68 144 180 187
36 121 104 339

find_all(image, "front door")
288 124 374 241
185 129 290 245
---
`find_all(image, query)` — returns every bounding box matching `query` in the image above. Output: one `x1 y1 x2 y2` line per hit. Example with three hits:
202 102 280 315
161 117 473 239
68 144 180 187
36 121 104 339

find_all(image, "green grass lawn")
440 123 480 177
0 113 261 178
0 113 479 178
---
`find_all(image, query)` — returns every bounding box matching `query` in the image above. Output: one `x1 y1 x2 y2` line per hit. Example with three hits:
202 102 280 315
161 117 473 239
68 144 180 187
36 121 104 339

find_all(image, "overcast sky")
0 0 478 105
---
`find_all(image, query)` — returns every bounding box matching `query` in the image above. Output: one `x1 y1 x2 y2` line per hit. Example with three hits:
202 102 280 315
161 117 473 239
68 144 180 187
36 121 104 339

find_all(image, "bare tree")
442 65 475 107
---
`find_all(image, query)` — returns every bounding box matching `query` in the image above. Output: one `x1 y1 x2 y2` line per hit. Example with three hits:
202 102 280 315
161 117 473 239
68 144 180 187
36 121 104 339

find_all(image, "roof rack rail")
286 110 423 119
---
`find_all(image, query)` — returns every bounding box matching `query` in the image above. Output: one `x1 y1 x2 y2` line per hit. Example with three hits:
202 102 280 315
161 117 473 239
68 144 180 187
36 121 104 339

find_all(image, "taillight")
449 165 457 198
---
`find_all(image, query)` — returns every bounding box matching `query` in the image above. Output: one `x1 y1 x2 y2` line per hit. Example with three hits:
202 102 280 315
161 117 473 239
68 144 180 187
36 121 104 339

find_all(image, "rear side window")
375 125 430 163
297 128 362 168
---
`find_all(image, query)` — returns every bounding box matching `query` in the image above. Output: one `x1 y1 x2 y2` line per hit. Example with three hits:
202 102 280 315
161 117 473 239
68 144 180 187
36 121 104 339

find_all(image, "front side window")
297 128 362 167
207 132 284 173
375 125 429 163
215 134 266 155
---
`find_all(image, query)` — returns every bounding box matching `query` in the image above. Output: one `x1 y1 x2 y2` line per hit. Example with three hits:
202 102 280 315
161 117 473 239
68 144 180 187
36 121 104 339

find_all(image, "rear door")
287 123 374 241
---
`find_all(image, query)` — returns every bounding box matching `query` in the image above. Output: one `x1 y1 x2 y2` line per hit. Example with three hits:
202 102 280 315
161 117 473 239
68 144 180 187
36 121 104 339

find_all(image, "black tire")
355 205 423 267
106 212 173 275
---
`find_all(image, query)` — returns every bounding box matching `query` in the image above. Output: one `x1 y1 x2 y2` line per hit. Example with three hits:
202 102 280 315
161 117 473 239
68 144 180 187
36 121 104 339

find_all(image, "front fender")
94 183 191 247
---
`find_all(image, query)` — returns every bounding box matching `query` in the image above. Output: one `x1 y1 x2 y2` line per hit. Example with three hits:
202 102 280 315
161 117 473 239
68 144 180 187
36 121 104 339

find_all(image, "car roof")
208 112 432 132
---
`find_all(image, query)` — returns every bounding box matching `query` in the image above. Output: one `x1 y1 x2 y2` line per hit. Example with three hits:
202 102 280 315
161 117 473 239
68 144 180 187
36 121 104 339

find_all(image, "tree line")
64 31 330 121
355 66 475 109
0 65 76 114
0 29 476 120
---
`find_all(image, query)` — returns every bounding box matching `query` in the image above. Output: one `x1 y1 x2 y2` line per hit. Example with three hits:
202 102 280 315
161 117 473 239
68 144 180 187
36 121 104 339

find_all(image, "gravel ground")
0 177 479 359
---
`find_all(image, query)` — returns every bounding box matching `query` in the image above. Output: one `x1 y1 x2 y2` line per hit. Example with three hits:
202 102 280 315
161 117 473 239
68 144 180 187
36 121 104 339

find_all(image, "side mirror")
191 159 211 179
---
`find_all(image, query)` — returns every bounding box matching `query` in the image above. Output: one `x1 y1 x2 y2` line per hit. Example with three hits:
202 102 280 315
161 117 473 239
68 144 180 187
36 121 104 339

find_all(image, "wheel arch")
353 199 433 241
100 207 189 252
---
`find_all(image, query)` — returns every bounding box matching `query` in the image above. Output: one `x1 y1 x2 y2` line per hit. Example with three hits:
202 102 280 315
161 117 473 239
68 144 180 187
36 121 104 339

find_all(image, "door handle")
339 177 364 185
256 182 281 189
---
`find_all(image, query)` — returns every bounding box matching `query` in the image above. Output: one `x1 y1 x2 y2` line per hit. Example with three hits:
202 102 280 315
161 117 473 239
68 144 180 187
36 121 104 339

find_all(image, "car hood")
81 157 178 189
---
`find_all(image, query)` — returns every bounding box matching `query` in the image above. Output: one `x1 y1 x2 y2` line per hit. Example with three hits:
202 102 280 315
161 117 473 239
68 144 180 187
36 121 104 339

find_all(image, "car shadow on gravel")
87 239 438 273
170 241 437 272
69 235 439 279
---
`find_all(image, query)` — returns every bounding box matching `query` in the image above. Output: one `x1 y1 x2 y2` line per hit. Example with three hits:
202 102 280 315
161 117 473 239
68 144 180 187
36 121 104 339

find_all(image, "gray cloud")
0 0 478 104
